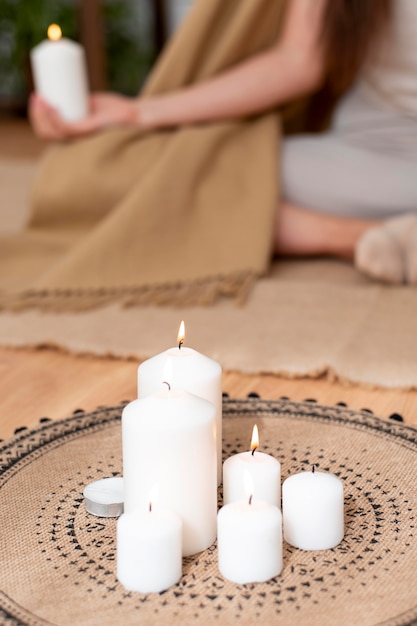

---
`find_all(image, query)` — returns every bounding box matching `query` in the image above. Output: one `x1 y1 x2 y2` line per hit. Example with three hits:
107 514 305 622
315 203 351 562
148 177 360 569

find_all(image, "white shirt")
357 0 417 117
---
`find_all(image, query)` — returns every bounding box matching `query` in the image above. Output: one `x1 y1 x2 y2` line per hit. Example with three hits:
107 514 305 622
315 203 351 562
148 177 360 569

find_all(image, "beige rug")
1 398 417 626
1 158 417 389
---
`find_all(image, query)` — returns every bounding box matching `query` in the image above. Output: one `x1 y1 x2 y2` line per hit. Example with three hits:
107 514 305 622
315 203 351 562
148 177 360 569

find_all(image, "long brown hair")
320 0 391 95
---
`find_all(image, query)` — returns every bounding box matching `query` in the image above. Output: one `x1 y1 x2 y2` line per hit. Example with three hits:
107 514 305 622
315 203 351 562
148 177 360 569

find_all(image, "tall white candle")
117 491 182 593
30 24 89 121
282 467 344 550
138 321 223 484
217 473 283 584
223 424 281 506
122 386 217 556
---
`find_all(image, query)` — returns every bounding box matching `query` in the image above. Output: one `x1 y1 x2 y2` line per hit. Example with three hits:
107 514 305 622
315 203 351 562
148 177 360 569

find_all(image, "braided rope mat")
1 399 416 626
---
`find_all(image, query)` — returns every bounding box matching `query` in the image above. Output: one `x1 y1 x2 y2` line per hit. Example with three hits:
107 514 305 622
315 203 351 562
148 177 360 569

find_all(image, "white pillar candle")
122 387 217 556
30 24 89 121
282 467 344 550
223 424 281 506
138 321 223 484
117 502 182 593
217 474 283 584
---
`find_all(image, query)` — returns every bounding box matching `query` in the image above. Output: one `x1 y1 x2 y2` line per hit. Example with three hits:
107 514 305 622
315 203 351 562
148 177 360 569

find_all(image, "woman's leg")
273 202 380 260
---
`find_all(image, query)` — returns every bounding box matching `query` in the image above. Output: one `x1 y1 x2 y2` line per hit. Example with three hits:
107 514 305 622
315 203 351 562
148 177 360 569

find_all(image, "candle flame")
243 470 254 505
250 424 259 453
47 24 62 41
148 484 160 512
177 320 185 348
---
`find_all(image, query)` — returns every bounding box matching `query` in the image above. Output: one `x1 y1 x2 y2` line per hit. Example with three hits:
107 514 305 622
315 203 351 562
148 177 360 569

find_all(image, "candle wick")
312 464 316 473
248 494 253 506
251 447 257 457
149 502 152 512
178 339 184 350
162 381 171 391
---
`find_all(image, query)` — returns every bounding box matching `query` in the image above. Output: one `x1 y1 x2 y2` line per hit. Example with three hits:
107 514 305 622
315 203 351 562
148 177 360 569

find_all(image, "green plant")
0 0 155 109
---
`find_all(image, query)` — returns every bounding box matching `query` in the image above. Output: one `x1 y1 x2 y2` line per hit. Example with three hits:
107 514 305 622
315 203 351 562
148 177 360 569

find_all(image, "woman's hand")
28 92 140 140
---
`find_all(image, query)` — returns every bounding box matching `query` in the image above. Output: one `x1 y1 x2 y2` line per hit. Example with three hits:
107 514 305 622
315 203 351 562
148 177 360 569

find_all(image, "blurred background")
0 0 193 117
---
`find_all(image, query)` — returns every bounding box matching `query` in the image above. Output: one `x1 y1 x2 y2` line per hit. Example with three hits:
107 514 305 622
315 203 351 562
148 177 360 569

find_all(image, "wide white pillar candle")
223 425 281 506
137 322 222 484
217 497 283 584
117 507 182 593
30 24 89 121
282 467 344 550
122 387 217 556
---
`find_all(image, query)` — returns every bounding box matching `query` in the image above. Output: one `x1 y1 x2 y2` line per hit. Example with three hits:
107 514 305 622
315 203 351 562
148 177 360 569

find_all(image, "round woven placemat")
1 398 416 626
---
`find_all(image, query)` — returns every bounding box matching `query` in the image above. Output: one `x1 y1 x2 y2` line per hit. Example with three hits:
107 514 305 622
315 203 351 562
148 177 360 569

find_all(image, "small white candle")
217 473 283 584
223 424 281 506
117 488 182 593
30 24 89 121
122 385 217 556
138 321 223 485
282 466 344 550
83 476 124 517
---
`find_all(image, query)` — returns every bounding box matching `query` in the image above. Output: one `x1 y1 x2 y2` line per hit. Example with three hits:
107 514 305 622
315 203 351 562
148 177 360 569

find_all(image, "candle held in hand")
282 466 344 550
223 424 281 506
30 24 89 121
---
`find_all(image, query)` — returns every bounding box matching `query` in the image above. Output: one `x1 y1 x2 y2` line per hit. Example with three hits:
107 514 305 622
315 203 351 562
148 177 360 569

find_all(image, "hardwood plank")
0 346 415 441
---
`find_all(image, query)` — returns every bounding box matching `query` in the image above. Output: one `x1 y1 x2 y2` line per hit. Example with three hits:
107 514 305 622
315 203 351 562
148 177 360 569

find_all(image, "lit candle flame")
250 424 259 455
148 484 160 512
243 470 254 505
177 320 185 349
47 24 62 41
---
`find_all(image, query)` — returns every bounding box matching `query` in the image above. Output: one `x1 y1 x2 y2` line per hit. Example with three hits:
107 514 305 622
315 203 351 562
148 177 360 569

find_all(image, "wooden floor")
1 117 417 440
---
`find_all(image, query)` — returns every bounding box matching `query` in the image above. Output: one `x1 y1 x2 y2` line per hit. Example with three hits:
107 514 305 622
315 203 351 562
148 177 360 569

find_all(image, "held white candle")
138 321 223 485
122 385 217 556
223 424 281 506
30 24 89 121
217 473 283 584
282 466 344 550
117 488 182 593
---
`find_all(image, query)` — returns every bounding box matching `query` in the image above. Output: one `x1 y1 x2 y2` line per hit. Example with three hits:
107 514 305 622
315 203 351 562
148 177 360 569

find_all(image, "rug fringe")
0 270 258 312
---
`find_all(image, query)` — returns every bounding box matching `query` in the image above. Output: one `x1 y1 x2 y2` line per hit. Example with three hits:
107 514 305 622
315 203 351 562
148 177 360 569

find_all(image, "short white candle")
223 424 281 506
122 385 217 556
30 24 89 121
217 473 283 584
83 476 124 517
117 491 182 594
138 321 223 484
282 466 344 550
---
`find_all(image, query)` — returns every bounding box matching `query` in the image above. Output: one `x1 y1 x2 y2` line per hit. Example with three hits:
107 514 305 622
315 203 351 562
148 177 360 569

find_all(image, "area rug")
1 398 416 626
2 157 417 389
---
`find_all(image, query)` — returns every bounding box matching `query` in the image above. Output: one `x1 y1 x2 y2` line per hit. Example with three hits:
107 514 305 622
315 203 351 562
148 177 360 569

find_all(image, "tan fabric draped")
0 0 287 311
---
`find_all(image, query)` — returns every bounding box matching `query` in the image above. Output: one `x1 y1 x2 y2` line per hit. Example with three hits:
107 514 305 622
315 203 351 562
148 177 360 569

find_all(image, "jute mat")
2 158 417 389
1 398 417 626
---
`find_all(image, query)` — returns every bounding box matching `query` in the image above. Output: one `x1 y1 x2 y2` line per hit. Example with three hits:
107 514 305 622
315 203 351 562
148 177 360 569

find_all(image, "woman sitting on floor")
29 0 417 285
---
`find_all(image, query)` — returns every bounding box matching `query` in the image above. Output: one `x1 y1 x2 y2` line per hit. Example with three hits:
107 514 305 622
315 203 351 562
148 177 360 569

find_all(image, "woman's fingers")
28 94 67 139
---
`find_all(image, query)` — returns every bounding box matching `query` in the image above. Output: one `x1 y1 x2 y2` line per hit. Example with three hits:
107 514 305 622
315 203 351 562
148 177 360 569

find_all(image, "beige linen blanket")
0 0 287 311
